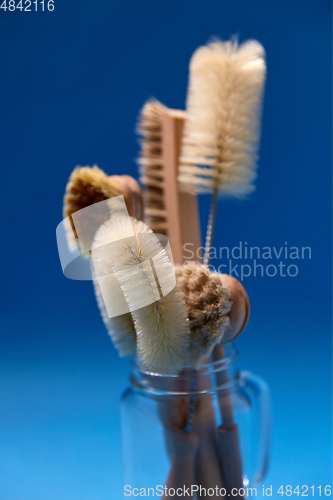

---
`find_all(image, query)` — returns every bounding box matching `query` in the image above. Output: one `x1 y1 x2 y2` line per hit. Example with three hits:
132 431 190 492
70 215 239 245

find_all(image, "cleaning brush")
137 100 201 264
63 165 144 357
177 39 265 494
92 216 191 374
175 262 232 367
136 100 167 234
63 165 143 253
174 262 231 438
178 39 266 264
158 261 234 497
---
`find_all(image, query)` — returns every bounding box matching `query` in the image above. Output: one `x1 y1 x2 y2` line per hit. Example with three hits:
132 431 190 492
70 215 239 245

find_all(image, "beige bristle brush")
137 100 201 265
176 262 232 367
63 165 144 357
174 266 251 498
92 215 191 374
92 217 209 497
177 270 250 497
177 39 265 495
175 262 234 497
178 39 266 265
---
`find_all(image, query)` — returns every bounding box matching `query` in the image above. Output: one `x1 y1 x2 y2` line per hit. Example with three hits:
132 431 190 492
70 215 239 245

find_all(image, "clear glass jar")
121 343 271 499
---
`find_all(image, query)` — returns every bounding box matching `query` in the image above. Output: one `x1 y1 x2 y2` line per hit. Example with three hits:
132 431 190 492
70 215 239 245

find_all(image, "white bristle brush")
92 216 199 494
92 216 191 374
179 39 266 264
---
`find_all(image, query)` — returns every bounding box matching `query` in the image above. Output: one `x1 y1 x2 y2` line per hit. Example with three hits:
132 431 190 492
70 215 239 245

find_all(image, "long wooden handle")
162 430 199 500
213 344 244 498
194 361 226 498
216 425 244 498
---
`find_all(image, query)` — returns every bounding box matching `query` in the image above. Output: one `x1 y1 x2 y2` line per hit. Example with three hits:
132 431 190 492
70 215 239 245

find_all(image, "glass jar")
121 343 271 499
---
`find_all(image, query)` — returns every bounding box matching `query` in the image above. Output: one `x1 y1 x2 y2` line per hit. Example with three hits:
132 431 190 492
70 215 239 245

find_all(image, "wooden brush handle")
162 430 199 500
220 275 250 344
157 374 198 499
195 426 226 499
159 366 226 499
109 174 144 220
161 109 201 264
213 344 244 498
194 365 225 499
216 425 244 498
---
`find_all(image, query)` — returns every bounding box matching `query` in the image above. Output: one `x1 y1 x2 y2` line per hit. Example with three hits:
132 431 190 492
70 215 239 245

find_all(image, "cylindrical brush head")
179 39 266 196
92 216 191 374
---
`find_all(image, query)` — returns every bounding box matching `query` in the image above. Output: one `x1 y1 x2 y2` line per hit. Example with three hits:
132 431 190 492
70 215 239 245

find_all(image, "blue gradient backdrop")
0 1 331 498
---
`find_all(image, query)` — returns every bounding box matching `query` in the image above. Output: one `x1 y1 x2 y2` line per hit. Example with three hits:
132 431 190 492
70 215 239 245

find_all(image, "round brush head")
63 165 121 233
175 262 232 367
63 165 144 253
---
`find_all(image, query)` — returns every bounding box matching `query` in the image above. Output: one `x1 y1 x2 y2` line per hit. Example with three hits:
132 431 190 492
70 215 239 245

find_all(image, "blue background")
0 0 331 498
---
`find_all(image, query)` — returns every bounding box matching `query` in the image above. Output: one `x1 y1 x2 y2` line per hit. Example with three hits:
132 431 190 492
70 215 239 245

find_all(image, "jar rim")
129 342 239 396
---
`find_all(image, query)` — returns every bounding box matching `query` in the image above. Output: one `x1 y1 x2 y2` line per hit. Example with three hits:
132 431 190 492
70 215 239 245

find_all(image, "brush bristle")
93 276 137 357
93 216 191 373
179 39 266 196
137 100 169 234
63 165 121 251
176 262 232 367
63 165 120 228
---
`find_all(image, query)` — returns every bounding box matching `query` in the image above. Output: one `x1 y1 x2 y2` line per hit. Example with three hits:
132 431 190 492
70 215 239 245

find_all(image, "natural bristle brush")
91 215 200 495
59 34 267 498
136 100 166 234
92 216 191 374
137 100 201 264
175 262 232 367
63 165 143 253
179 39 266 266
63 165 144 357
176 38 266 497
179 39 265 196
175 263 235 497
175 263 251 497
